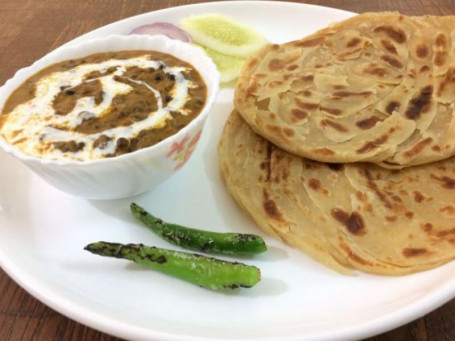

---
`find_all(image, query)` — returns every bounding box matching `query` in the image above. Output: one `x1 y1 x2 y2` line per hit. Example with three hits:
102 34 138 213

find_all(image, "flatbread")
218 111 455 275
234 12 455 168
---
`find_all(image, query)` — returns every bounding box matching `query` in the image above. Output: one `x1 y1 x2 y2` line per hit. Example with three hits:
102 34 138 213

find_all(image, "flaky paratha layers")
235 12 455 168
218 111 455 275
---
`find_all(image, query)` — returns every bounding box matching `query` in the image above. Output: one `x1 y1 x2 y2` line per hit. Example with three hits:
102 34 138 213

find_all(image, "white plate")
1 2 454 340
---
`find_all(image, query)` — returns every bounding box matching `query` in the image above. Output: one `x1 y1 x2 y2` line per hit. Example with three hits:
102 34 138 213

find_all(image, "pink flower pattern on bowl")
166 129 202 170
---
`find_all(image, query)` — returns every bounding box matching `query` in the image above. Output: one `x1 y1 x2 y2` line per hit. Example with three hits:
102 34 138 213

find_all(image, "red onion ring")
129 22 193 42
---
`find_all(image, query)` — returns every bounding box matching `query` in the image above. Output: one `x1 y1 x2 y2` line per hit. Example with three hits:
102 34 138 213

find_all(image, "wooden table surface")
1 0 455 340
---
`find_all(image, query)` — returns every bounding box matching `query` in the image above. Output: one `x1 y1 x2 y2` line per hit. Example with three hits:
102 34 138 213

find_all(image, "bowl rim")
0 34 220 167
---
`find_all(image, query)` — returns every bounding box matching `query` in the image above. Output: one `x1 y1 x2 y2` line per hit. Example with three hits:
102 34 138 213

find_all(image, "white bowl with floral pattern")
0 34 220 199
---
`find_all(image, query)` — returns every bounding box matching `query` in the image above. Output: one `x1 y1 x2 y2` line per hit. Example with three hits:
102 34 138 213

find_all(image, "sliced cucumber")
181 14 268 57
197 44 246 83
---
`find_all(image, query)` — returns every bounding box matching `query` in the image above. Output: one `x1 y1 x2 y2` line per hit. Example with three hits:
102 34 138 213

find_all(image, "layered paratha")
218 111 455 275
234 12 455 168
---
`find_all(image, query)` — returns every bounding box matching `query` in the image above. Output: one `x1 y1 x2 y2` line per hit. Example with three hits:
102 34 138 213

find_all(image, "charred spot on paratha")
402 248 428 257
380 55 403 69
373 25 407 44
430 174 455 189
356 134 390 154
356 116 381 129
440 205 455 215
385 101 400 114
416 44 429 58
262 188 284 222
330 208 366 236
403 137 433 158
320 119 349 132
308 178 321 190
413 191 425 203
405 86 433 120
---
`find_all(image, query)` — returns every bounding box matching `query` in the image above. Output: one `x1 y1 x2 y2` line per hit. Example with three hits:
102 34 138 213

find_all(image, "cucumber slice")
181 14 268 57
197 44 246 83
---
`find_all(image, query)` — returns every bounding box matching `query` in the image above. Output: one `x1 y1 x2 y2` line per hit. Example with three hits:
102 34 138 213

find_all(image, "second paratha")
218 111 455 275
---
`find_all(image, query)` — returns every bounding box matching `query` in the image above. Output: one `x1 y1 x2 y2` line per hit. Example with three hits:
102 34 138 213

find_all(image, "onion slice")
129 22 193 42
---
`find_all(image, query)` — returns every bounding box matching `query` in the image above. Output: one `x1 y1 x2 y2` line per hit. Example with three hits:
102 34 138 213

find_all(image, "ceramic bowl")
0 34 220 199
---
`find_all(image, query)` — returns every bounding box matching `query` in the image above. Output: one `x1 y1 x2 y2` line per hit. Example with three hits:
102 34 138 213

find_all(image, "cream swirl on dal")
0 51 207 161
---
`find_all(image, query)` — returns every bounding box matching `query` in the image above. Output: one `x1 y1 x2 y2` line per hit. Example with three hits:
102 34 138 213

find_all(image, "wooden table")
1 0 455 340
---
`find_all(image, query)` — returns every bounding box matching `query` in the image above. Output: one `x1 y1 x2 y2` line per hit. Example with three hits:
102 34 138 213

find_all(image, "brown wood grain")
1 0 455 340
